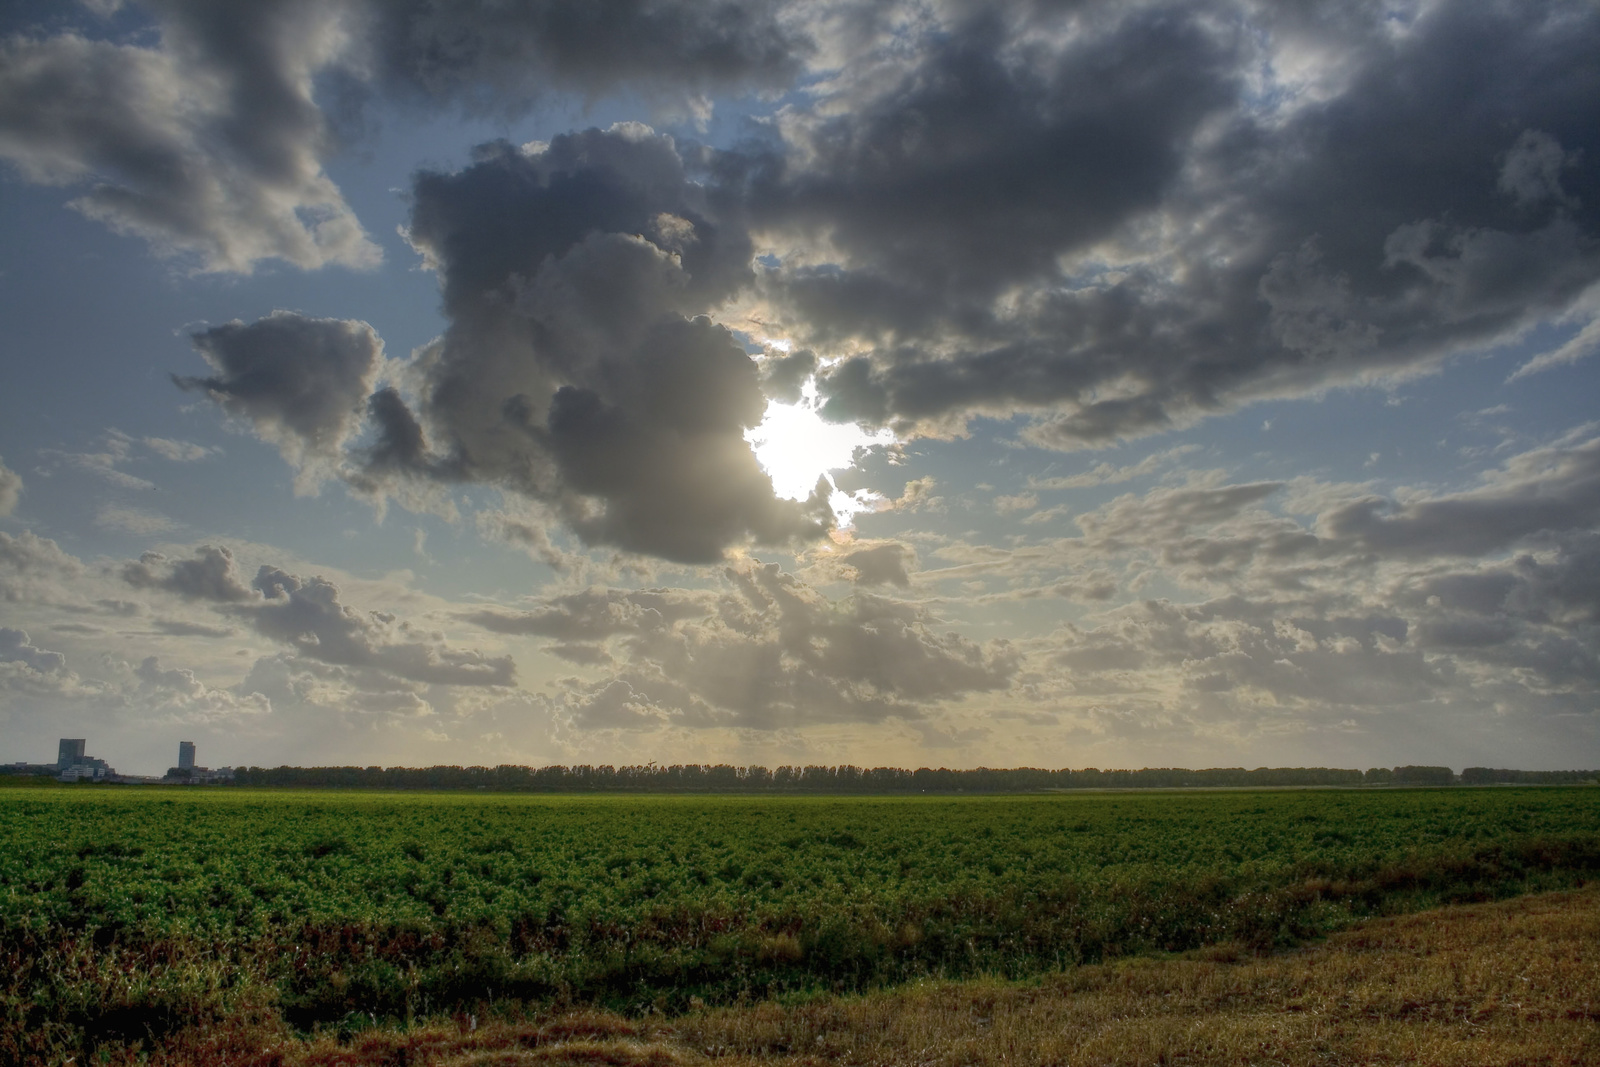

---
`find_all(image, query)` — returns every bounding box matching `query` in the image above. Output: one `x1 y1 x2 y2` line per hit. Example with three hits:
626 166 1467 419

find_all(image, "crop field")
2 785 1598 1063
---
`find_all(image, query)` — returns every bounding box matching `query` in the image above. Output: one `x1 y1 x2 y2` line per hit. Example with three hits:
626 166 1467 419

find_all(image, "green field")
3 786 1598 1059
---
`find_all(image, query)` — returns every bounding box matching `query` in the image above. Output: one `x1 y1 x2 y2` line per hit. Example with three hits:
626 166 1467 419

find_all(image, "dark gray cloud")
757 347 818 405
0 0 812 271
17 0 1592 567
122 546 255 602
734 0 1600 445
362 128 831 562
176 311 383 485
362 0 808 114
748 6 1239 321
0 2 378 270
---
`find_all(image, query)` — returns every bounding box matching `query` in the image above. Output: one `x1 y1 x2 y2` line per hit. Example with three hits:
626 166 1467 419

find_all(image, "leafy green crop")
1 786 1597 1059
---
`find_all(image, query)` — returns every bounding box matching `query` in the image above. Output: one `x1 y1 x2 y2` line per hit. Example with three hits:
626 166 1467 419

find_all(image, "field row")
2 786 1597 1062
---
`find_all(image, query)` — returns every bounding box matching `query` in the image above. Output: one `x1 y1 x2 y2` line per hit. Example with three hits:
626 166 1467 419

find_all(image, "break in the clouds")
2 0 1598 773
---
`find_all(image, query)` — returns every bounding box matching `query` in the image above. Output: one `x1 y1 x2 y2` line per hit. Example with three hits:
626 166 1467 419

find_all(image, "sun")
745 384 895 526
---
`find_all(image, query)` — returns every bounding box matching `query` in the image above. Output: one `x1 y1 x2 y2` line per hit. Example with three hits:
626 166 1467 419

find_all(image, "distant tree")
1391 766 1456 786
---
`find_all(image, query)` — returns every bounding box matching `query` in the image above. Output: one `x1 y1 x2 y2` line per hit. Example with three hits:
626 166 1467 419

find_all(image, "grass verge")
47 884 1600 1067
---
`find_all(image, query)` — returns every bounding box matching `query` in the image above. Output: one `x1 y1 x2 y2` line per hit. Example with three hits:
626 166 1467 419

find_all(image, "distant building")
57 738 86 770
179 741 195 770
56 737 113 781
59 759 110 782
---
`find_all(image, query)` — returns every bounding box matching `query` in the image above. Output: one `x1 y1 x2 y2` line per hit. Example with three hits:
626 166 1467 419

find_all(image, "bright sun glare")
745 383 895 527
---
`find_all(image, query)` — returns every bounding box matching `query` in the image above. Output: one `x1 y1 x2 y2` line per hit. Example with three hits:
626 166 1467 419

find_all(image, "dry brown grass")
148 887 1600 1067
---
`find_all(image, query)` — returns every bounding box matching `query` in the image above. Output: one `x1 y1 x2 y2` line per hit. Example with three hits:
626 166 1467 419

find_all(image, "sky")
1 0 1597 777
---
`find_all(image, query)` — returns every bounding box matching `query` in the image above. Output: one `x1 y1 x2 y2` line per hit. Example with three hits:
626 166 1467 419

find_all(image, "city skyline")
1 0 1598 776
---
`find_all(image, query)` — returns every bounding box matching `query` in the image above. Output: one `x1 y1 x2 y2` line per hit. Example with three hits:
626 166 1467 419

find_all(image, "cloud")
360 128 831 562
123 545 255 602
38 432 158 490
473 505 580 572
758 7 1239 325
118 543 514 688
0 456 19 515
34 430 211 495
1040 597 1441 714
1508 284 1600 381
889 477 939 512
0 530 84 604
1075 480 1287 553
131 655 270 722
176 311 383 489
0 12 380 272
94 504 179 536
10 0 1598 461
463 586 709 649
757 347 818 404
0 627 66 673
244 565 514 687
1030 445 1202 491
150 618 237 638
839 541 916 588
0 0 811 272
238 651 435 724
506 562 1016 730
973 428 1600 740
1321 435 1600 557
1499 129 1580 210
723 1 1600 447
363 0 809 114
142 437 214 462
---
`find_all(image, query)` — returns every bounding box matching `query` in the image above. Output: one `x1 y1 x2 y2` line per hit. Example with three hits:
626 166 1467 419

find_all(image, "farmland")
2 786 1597 1063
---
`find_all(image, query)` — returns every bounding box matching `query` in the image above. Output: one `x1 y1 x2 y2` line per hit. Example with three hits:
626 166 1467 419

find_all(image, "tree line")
223 763 1599 792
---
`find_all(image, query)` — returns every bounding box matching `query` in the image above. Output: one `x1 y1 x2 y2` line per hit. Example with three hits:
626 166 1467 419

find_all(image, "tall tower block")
57 739 86 770
178 741 195 771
